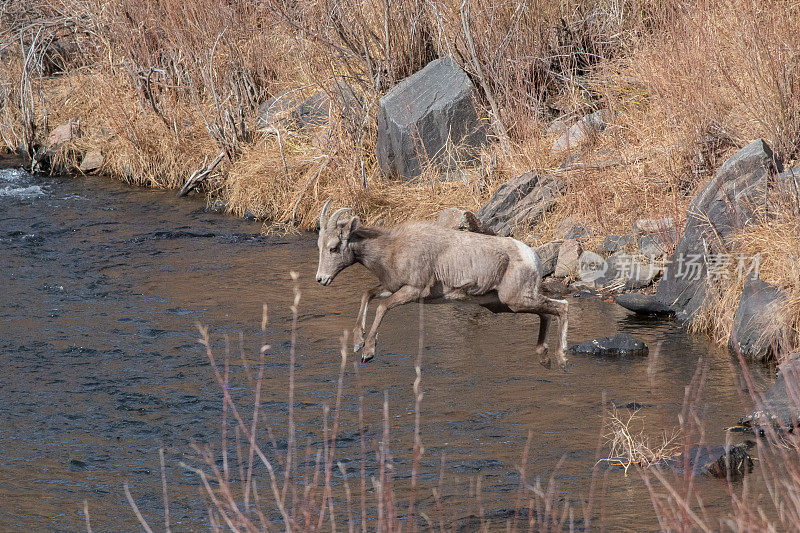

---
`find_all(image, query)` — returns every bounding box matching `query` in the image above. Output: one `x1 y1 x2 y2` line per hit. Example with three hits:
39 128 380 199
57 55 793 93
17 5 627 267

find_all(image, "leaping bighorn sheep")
315 201 569 370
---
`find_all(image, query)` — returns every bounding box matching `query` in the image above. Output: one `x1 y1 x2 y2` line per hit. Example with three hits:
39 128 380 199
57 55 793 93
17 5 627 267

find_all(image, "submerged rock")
566 332 648 357
729 278 786 362
740 357 800 432
377 57 486 179
661 445 753 480
476 172 564 236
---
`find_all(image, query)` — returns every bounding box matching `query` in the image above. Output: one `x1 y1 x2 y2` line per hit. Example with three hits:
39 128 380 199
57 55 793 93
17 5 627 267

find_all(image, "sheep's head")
315 200 360 286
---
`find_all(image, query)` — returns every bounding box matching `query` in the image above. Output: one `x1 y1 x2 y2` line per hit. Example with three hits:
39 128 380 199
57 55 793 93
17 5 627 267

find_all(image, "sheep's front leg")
361 285 422 363
353 285 385 353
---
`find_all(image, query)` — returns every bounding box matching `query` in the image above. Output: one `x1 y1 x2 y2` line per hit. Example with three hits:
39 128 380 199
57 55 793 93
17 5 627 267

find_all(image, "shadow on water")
0 159 772 530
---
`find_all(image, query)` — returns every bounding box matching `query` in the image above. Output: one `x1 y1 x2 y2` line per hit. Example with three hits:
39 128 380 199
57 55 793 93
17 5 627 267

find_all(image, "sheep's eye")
329 245 338 253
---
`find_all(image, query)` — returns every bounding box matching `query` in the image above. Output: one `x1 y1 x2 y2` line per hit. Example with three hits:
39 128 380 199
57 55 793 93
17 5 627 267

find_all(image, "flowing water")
0 159 773 531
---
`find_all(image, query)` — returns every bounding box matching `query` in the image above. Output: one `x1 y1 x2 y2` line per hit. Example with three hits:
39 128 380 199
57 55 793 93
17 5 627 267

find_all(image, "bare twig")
459 0 510 151
178 151 225 197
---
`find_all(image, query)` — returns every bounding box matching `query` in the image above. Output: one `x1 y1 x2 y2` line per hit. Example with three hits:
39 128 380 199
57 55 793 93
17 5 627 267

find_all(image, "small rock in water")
740 356 800 432
661 444 753 480
614 293 674 316
567 332 648 357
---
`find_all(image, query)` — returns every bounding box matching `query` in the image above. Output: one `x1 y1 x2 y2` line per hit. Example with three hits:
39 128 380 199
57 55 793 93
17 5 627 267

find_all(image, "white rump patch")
511 238 543 277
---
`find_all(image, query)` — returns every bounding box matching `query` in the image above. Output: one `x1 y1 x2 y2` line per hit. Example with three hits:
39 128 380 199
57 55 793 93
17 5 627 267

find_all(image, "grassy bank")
1 0 798 352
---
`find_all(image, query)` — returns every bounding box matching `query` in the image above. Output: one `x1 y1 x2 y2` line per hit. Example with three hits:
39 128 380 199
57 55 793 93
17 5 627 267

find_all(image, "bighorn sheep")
315 201 569 370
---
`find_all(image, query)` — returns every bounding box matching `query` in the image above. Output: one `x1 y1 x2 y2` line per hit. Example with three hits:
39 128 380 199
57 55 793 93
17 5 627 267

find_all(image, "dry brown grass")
599 405 681 475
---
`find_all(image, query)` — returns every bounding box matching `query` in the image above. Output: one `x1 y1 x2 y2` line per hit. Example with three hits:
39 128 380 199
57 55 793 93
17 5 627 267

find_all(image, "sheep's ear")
339 215 360 240
318 199 333 229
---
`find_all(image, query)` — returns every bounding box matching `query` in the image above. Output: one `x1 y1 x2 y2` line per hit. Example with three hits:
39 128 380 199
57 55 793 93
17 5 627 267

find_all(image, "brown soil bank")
1 0 797 356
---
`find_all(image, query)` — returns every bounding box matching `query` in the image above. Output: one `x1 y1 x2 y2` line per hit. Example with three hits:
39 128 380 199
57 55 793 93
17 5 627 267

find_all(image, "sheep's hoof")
361 352 374 363
353 341 364 353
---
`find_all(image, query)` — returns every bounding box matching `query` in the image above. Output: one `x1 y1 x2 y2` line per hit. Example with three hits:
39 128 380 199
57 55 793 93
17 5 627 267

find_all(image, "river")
0 158 771 531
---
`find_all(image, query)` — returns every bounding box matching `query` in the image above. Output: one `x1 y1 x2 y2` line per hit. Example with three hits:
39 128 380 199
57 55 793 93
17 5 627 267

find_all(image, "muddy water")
0 160 771 531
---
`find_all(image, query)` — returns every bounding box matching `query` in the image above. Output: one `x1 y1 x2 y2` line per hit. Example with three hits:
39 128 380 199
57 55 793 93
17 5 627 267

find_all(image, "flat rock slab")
660 445 753 480
567 332 648 357
614 293 674 316
476 172 564 236
740 357 800 432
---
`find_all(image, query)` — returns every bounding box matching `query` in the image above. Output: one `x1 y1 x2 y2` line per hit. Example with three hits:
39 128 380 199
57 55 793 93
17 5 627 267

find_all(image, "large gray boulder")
740 357 800 432
729 278 786 362
377 58 486 179
618 139 781 320
476 172 564 236
614 293 673 315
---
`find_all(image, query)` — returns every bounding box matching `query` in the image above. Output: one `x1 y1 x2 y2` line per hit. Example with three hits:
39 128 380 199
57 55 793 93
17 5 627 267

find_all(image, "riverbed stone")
79 150 103 173
534 242 560 277
662 445 753 480
47 123 77 146
476 172 564 236
566 332 648 357
376 57 486 179
554 239 582 278
599 234 633 254
436 207 494 235
638 233 672 257
729 278 787 363
556 219 591 242
577 250 606 284
740 357 800 432
551 109 613 154
614 293 674 315
624 261 661 290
